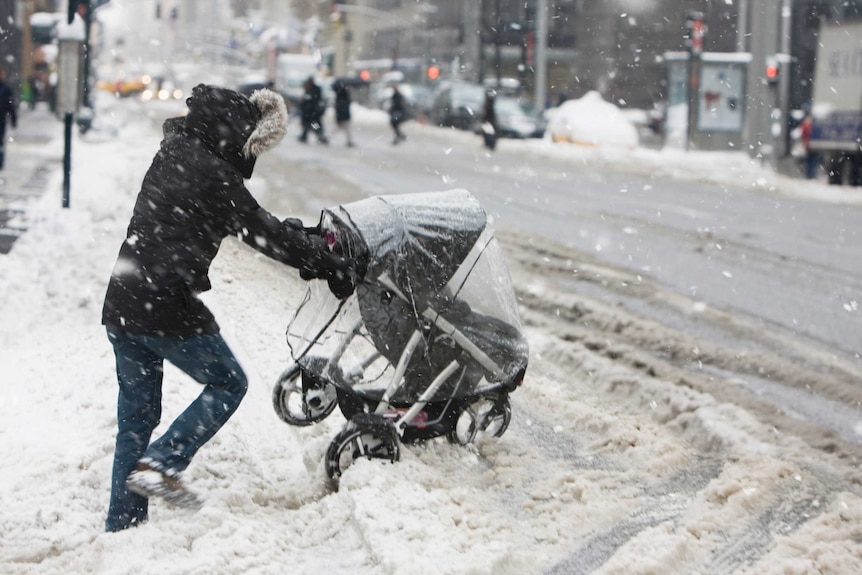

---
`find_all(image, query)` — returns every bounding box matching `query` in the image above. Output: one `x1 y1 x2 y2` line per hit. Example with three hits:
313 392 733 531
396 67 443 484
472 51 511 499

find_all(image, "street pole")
468 0 483 84
684 12 705 151
63 113 72 208
534 0 547 109
57 16 85 208
743 0 781 166
494 0 501 86
21 1 35 91
736 0 749 52
777 0 793 158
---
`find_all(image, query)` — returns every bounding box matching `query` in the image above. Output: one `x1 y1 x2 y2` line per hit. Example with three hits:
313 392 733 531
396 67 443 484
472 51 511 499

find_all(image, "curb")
0 105 63 254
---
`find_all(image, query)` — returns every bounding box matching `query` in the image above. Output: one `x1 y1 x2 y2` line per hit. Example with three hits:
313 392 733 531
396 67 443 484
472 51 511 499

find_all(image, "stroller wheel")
448 395 512 446
272 364 338 426
325 414 400 485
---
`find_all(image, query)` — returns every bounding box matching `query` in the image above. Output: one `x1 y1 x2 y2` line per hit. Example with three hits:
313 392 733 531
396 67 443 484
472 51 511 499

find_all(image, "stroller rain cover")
287 189 529 404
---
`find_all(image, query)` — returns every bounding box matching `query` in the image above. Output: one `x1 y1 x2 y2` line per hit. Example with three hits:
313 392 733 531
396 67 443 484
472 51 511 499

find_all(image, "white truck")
274 52 321 111
809 19 862 186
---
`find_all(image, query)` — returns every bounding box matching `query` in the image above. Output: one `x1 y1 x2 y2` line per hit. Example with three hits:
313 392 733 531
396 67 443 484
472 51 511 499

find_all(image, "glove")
283 217 323 237
327 264 356 299
326 253 367 300
300 236 357 299
299 234 327 281
282 217 304 230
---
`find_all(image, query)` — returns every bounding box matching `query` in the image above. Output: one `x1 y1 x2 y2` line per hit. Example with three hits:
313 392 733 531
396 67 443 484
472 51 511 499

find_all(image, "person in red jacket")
102 84 356 532
799 109 820 180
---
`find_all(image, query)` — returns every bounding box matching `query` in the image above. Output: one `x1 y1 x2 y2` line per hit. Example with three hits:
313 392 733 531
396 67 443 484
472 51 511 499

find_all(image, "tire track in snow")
545 458 724 575
497 229 861 572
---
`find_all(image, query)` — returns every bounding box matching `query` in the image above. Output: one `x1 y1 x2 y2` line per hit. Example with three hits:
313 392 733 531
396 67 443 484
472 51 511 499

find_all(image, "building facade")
308 0 861 111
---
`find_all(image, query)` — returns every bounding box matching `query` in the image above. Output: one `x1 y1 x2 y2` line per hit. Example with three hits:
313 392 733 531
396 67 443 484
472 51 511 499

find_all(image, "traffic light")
684 11 706 55
765 56 780 85
426 65 440 81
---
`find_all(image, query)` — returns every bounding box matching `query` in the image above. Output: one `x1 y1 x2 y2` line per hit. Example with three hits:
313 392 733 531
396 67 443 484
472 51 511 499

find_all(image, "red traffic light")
765 56 780 84
426 65 440 80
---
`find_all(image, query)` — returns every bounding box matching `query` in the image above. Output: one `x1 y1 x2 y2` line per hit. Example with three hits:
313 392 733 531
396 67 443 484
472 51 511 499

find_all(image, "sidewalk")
0 105 64 254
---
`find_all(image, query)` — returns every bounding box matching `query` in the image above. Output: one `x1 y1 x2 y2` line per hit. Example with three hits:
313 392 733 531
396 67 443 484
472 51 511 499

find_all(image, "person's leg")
141 332 248 474
390 118 402 143
105 329 164 532
315 117 328 143
0 120 6 169
805 152 818 179
345 121 354 146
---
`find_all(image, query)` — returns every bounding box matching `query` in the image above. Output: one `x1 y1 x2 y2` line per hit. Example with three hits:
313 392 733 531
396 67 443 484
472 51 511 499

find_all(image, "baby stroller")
272 190 529 484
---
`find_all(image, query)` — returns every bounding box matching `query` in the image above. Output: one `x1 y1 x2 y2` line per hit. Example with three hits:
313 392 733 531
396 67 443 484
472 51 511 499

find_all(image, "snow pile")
544 91 639 149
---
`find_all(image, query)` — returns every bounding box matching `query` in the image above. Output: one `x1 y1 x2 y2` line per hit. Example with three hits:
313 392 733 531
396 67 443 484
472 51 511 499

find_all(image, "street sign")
56 40 82 115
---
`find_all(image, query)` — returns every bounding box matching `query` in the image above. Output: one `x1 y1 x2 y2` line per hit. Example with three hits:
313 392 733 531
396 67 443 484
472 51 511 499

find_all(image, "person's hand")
326 253 368 300
299 234 327 280
299 237 357 299
326 261 356 299
282 217 321 236
282 217 304 230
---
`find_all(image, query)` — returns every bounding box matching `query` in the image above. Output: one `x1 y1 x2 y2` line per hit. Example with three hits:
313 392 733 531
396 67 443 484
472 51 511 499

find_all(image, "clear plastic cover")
286 191 528 404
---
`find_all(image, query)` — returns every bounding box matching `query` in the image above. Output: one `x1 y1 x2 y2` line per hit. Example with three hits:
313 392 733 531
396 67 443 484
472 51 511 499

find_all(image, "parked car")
375 82 434 120
429 81 486 130
483 77 521 98
236 73 274 97
493 96 546 138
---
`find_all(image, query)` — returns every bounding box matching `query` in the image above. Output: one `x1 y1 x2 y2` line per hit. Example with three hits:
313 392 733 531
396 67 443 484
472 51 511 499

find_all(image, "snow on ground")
1 86 860 575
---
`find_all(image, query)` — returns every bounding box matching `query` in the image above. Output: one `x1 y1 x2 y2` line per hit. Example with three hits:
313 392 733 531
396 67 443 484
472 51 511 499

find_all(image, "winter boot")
126 460 204 510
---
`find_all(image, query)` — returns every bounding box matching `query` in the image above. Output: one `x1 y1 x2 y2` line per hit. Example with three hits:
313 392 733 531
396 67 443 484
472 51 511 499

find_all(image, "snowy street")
1 85 860 575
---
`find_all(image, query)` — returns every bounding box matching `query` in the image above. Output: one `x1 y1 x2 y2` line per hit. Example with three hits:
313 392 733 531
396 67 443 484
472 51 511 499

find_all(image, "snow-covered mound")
545 90 639 149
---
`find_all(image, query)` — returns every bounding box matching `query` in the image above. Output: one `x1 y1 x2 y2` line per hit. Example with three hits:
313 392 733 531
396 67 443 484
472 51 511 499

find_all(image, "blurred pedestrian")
481 89 497 151
298 76 328 144
0 66 18 171
799 109 820 180
332 80 354 147
102 84 356 532
389 83 406 144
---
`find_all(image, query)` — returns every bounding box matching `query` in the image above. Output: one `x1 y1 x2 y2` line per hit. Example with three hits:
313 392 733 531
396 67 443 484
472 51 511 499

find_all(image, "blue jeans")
105 329 248 532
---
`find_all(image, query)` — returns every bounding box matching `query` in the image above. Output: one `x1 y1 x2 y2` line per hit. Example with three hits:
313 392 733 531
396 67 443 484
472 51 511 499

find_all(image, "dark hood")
183 84 261 178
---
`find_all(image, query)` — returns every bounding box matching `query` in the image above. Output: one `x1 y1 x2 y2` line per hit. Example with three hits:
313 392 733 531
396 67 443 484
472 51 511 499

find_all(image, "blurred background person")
298 76 328 145
389 83 406 145
0 66 18 172
332 80 354 148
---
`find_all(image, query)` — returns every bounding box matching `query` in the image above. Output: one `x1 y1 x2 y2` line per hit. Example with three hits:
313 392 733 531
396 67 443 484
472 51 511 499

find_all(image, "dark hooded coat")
102 85 323 336
333 81 351 124
0 76 16 130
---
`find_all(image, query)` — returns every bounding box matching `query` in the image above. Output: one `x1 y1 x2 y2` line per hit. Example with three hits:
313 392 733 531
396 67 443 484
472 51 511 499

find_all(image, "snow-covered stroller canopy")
320 189 488 300
290 190 528 404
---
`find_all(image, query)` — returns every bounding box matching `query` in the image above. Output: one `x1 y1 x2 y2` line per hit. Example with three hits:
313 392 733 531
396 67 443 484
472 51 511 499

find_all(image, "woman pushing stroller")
102 84 358 532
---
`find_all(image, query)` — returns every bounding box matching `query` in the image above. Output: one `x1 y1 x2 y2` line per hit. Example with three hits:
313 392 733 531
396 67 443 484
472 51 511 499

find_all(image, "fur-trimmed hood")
181 84 287 178
243 89 288 158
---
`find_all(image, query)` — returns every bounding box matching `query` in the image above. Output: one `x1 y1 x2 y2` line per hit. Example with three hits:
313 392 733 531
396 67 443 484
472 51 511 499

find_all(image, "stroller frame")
272 190 527 485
